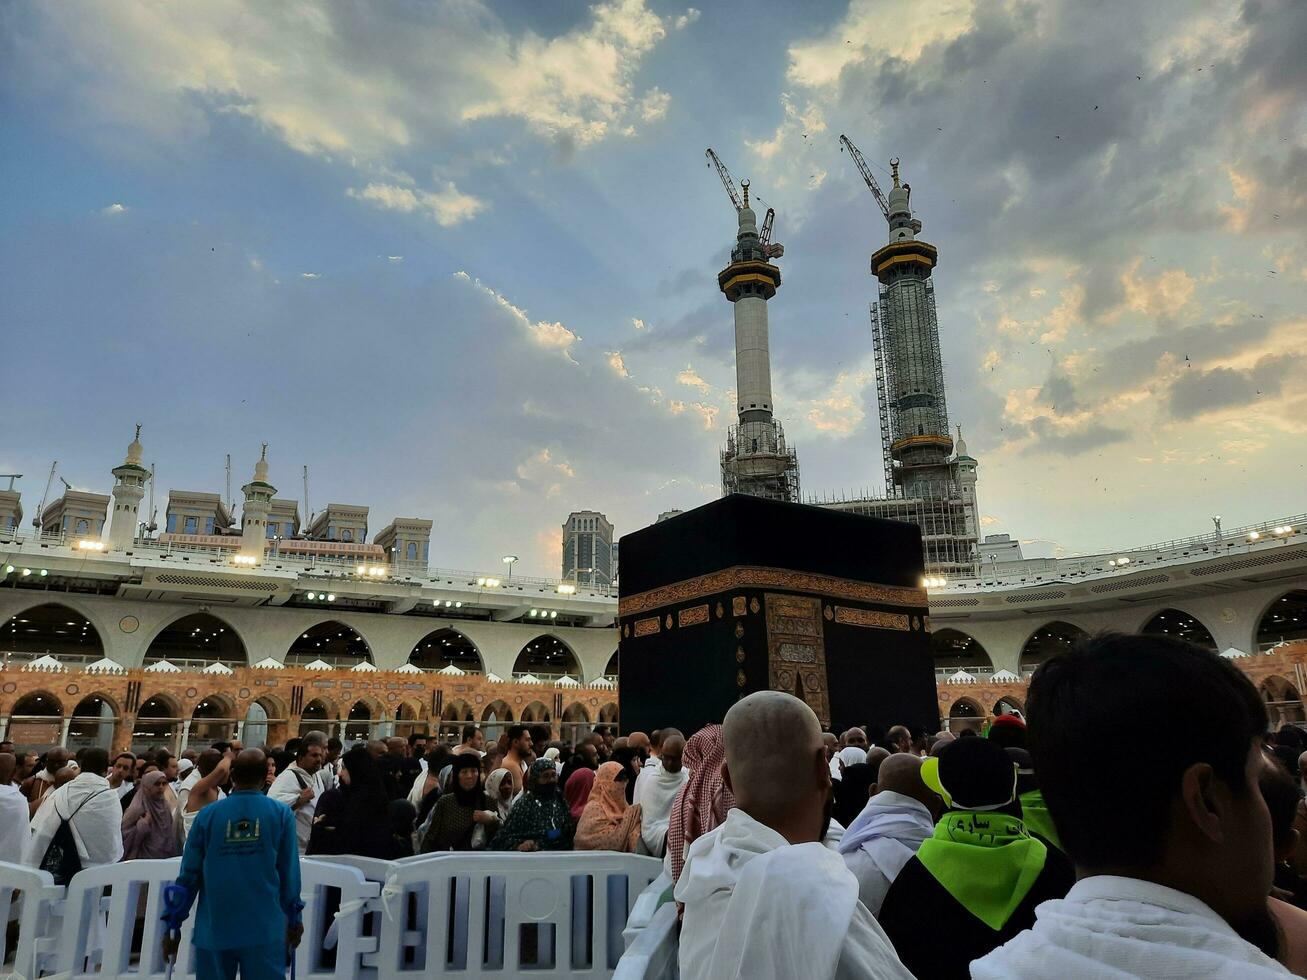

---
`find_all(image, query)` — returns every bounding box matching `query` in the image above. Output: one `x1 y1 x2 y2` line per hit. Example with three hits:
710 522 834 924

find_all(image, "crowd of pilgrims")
4 630 1307 977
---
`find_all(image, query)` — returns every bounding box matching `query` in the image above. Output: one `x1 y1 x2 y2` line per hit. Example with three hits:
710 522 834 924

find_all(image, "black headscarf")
833 762 876 828
336 745 392 856
450 752 484 807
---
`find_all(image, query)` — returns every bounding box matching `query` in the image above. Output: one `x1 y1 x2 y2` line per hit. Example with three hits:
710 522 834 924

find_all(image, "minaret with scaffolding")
706 152 800 502
821 140 979 576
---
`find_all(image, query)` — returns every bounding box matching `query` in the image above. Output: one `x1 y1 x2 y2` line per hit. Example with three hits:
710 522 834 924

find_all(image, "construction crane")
839 133 891 220
705 148 785 259
32 461 57 530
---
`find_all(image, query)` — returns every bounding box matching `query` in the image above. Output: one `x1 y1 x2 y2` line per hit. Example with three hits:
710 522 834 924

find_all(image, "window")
266 523 277 539
204 518 215 535
185 516 198 534
167 514 177 533
342 529 353 542
75 518 89 535
406 541 418 561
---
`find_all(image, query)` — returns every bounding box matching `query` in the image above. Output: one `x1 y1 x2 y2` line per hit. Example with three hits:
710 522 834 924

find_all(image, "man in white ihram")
675 691 912 980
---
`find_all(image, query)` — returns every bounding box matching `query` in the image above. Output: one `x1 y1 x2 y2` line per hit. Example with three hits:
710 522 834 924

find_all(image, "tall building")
822 155 978 576
717 184 800 502
561 510 613 587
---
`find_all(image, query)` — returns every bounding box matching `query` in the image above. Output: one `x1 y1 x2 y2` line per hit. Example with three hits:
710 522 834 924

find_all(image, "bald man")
838 753 940 915
675 693 911 980
634 730 689 856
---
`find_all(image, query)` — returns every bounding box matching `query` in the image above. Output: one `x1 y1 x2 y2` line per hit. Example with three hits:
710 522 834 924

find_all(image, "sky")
1 0 1305 576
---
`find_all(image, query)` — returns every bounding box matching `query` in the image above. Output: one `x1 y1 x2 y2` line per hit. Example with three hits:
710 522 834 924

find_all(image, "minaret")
719 182 800 501
870 159 951 497
238 445 275 562
106 424 148 549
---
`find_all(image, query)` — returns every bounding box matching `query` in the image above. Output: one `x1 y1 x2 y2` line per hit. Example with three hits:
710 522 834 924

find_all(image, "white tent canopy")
143 659 182 673
21 655 66 673
556 675 581 687
302 659 334 671
393 662 424 674
991 669 1021 683
946 669 977 685
435 663 466 676
251 657 285 670
84 657 126 675
202 662 235 675
350 661 379 673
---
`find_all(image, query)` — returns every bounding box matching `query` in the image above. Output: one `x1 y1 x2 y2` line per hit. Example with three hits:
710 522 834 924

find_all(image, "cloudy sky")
2 0 1304 575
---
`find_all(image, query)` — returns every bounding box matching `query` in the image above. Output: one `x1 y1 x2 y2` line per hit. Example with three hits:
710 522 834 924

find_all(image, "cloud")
14 0 683 175
631 317 646 331
786 0 978 90
387 255 403 263
638 87 671 122
1168 353 1301 419
300 272 320 279
606 351 631 378
673 8 701 30
348 180 486 227
461 0 677 146
101 202 127 215
1027 417 1129 454
676 365 712 394
453 271 580 361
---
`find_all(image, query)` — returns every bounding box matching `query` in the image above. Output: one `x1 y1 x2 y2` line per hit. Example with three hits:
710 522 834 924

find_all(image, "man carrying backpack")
24 746 123 881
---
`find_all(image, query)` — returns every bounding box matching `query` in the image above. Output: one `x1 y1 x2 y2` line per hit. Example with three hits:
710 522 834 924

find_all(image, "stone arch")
931 629 994 674
8 690 64 752
408 627 484 673
2 602 104 666
297 698 335 737
598 702 619 726
191 693 238 744
243 694 287 748
948 696 985 733
393 700 427 739
344 697 383 742
439 698 475 741
1260 675 1306 726
142 612 248 669
1256 590 1307 651
285 620 373 668
67 692 121 753
560 702 591 745
1139 608 1217 651
481 699 513 741
520 700 551 724
994 696 1025 717
1019 621 1088 674
512 634 581 678
134 693 183 755
604 650 619 677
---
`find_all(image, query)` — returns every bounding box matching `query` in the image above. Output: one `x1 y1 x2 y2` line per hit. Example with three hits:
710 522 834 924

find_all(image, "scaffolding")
816 483 978 577
721 419 800 502
872 276 952 493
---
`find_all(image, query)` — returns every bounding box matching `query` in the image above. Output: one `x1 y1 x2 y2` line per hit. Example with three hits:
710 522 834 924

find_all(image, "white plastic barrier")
374 852 662 978
296 858 381 980
57 857 196 979
0 860 65 978
50 856 380 979
613 901 679 980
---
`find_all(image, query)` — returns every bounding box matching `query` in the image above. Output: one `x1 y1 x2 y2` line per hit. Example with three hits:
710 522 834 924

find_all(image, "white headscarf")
484 767 513 822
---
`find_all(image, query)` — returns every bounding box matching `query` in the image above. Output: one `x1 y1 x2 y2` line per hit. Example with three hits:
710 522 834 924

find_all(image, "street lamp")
502 555 519 580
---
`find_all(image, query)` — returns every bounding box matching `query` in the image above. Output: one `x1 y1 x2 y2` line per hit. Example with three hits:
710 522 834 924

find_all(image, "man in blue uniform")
162 748 303 980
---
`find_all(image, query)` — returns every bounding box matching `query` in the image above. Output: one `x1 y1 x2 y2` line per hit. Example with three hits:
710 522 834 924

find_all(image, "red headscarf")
667 723 735 882
563 766 595 821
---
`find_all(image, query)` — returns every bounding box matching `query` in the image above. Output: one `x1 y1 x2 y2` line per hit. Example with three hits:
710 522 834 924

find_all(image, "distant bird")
1137 75 1142 80
1093 105 1099 110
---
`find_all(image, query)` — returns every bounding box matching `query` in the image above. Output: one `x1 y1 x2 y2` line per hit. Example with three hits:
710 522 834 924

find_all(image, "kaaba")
617 493 938 737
